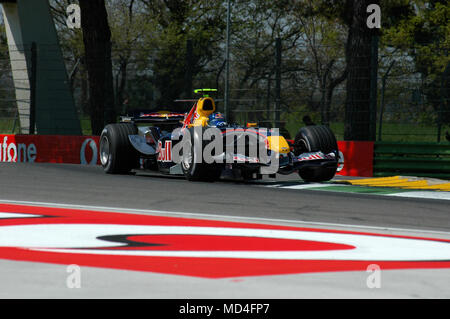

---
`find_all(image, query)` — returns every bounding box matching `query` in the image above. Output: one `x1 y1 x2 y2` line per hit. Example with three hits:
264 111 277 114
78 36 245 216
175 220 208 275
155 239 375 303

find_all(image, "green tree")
50 0 116 134
138 0 226 110
342 0 380 141
292 3 347 126
383 0 450 125
108 0 158 112
222 0 310 124
302 0 415 140
78 0 115 135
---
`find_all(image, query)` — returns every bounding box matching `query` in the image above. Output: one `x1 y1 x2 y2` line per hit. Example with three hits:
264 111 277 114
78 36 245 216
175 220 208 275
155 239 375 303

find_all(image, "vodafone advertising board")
0 135 373 176
0 135 99 165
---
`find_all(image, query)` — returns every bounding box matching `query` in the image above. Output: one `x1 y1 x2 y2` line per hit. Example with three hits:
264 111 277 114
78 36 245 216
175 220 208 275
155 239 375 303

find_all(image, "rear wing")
120 111 186 125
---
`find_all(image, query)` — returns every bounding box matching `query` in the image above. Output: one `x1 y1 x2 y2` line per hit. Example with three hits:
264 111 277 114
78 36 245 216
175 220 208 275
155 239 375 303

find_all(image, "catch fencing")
0 40 449 143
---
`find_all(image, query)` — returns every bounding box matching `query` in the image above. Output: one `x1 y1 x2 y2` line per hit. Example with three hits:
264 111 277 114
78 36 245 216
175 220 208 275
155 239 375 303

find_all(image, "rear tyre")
100 123 139 174
294 125 338 182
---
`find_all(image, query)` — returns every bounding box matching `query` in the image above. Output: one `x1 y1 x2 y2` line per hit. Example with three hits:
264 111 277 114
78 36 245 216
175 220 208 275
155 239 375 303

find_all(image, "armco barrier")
374 142 450 179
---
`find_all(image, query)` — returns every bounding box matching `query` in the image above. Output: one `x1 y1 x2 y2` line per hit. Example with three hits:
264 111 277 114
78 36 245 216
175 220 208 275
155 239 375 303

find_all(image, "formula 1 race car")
99 89 342 182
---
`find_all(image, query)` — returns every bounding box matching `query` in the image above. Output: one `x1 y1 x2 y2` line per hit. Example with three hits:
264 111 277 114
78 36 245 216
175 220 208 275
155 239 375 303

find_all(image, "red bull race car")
99 89 342 182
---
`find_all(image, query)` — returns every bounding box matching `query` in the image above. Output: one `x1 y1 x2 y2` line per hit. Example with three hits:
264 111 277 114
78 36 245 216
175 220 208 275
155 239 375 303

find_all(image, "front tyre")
294 125 338 182
100 123 138 174
180 127 222 181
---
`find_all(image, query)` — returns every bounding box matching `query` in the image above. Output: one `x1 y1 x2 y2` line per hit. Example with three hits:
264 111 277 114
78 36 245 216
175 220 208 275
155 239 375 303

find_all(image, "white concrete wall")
1 0 81 135
2 3 31 134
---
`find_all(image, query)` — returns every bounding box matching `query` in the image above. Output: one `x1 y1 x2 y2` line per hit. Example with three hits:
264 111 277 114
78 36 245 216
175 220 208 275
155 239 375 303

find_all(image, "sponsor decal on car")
140 112 185 118
157 140 172 162
295 152 336 162
295 152 325 162
232 154 260 163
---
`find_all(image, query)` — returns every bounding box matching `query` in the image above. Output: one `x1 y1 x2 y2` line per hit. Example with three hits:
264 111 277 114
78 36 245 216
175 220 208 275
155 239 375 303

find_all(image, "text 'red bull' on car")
99 89 343 182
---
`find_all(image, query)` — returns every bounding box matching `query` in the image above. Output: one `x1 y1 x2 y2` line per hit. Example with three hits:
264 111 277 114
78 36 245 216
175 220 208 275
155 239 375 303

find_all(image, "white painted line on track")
267 183 346 190
389 191 450 201
1 198 449 237
266 183 450 201
0 213 40 219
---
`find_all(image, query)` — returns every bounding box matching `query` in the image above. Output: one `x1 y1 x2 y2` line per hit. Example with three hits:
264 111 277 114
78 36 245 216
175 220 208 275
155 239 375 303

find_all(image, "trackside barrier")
336 141 374 177
0 135 100 165
374 142 450 179
0 134 374 177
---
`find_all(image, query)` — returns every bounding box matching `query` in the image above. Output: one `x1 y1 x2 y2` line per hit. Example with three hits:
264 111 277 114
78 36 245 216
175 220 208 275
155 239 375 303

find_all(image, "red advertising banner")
0 135 100 165
0 135 374 177
336 141 374 177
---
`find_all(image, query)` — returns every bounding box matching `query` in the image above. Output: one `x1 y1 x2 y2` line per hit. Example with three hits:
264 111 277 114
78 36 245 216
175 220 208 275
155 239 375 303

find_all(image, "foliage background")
0 0 449 141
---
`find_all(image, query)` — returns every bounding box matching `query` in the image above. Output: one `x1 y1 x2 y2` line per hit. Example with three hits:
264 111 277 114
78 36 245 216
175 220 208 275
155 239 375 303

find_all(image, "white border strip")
267 184 450 201
268 183 346 190
0 213 40 219
389 191 450 201
0 198 449 236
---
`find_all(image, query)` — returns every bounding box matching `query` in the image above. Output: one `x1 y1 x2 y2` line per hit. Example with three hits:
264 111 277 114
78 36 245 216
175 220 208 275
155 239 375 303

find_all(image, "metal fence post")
185 39 193 99
29 42 37 135
224 0 231 122
266 77 271 125
11 108 18 134
378 60 395 141
274 38 281 127
369 35 379 141
437 63 450 143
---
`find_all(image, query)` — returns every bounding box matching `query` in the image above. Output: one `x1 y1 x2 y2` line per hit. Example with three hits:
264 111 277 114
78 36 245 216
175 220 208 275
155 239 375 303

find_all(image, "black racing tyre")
99 123 139 174
180 127 222 181
294 125 338 182
294 125 338 155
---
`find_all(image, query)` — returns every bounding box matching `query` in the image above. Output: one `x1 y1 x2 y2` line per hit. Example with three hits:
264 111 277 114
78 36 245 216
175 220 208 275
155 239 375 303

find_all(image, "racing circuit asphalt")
1 162 450 299
1 162 449 232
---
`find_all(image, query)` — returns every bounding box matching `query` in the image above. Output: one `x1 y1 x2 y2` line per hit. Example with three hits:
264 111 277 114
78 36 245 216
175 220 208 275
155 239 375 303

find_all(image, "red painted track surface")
1 203 450 279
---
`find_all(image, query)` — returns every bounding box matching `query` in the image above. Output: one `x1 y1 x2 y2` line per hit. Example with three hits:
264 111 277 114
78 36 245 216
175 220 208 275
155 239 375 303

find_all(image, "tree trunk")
344 0 379 141
325 68 348 127
79 0 115 135
118 60 128 114
80 65 88 116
